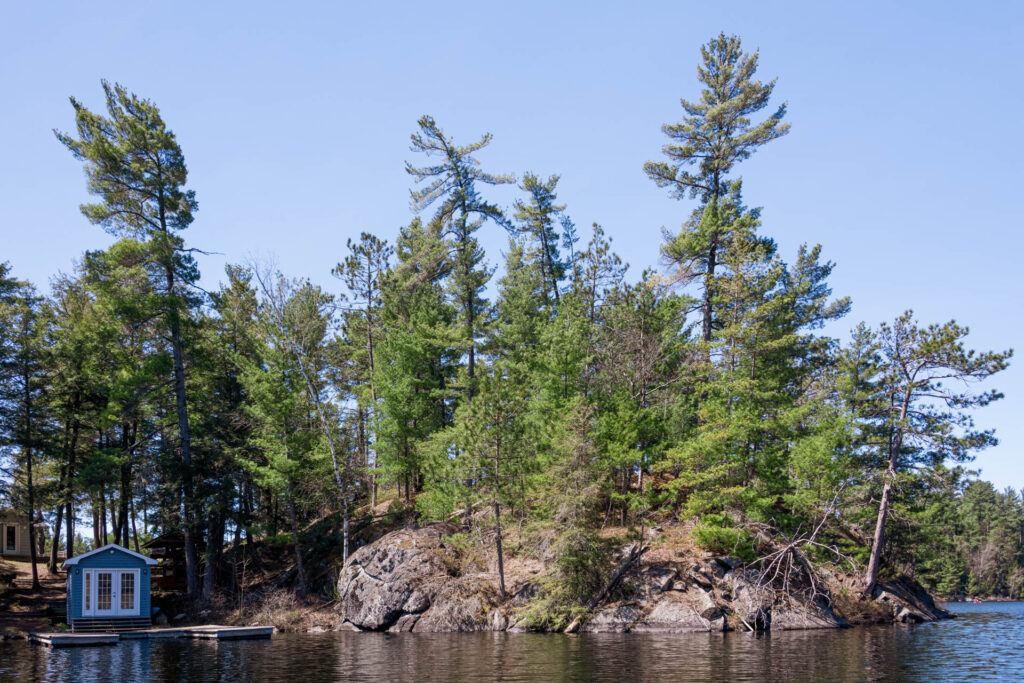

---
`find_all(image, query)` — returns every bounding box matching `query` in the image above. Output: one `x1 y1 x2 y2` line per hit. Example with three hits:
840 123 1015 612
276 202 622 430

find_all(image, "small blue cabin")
62 543 157 632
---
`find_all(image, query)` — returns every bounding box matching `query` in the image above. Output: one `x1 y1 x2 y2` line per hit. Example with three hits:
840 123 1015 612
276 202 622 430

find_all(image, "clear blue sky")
2 1 1021 489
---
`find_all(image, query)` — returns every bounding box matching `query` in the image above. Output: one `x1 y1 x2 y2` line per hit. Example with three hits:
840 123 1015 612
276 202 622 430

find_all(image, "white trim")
83 569 93 615
82 569 141 617
118 569 140 616
63 543 157 567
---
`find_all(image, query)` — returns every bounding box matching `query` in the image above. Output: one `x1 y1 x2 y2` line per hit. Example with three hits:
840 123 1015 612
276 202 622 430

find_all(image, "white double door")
83 569 140 617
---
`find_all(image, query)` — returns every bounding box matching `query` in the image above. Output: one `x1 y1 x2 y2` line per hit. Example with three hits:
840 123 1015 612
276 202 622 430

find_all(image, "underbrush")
516 527 612 632
692 513 758 562
830 585 892 624
236 587 333 631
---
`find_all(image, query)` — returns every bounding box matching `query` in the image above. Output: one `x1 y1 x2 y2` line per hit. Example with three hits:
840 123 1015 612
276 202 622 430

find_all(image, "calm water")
1 602 1021 682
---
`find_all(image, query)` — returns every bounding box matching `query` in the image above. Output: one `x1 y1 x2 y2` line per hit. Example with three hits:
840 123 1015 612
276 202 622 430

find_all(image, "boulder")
412 574 501 632
631 590 725 633
336 522 503 632
875 578 954 623
579 604 642 633
726 568 845 631
332 521 941 634
336 523 457 631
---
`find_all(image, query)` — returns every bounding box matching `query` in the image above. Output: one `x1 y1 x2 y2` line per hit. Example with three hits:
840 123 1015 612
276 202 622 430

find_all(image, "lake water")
1 602 1021 682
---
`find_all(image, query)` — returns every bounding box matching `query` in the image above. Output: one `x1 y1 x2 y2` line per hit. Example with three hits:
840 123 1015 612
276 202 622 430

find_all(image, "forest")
0 34 1019 613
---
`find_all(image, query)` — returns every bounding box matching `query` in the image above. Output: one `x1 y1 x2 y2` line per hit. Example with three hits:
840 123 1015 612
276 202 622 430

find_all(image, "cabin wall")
68 551 151 621
0 513 32 557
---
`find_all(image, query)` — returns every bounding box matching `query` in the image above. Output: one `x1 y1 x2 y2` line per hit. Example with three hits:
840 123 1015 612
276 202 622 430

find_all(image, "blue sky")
1 1 1021 489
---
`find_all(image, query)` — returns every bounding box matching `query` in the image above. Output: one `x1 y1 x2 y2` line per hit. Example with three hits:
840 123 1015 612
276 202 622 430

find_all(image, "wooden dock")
30 625 275 648
29 633 119 647
183 625 275 640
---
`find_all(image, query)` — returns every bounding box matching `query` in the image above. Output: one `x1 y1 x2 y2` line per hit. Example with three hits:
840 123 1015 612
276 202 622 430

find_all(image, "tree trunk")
48 462 67 572
203 512 223 599
119 459 131 548
91 503 100 548
161 235 199 599
48 504 64 574
342 485 350 565
242 475 263 570
25 448 40 590
130 495 140 553
366 284 380 513
108 489 118 548
493 438 506 599
64 419 79 561
358 409 370 509
99 491 108 546
864 399 909 595
864 478 893 595
702 232 718 343
287 490 306 598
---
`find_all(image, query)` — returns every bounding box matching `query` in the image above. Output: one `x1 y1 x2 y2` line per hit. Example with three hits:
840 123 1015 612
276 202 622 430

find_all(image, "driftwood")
745 489 854 604
564 543 649 633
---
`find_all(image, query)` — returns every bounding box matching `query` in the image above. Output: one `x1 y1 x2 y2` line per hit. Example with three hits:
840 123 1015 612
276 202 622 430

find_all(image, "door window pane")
120 572 135 611
97 572 112 610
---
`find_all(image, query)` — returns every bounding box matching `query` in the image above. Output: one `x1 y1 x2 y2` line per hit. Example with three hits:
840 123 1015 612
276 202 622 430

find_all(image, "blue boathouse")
63 543 158 632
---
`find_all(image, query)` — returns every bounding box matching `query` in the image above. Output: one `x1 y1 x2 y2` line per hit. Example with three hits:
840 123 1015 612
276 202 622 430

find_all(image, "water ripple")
1 602 1021 682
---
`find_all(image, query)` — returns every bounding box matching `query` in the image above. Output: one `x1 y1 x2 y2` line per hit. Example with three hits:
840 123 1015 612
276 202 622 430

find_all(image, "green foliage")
264 533 295 547
0 35 1015 608
643 32 789 203
692 514 757 562
516 528 610 632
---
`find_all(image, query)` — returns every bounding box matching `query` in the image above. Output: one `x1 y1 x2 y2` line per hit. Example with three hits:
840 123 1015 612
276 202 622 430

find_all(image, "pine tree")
0 275 49 589
333 233 392 509
595 274 686 526
55 81 204 596
861 313 1012 594
645 33 789 342
206 265 263 574
376 220 455 503
250 271 353 561
512 174 566 304
406 115 514 401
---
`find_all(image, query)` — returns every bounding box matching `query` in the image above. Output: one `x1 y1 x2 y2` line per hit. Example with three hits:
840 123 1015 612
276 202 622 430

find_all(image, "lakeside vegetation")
0 33 1018 620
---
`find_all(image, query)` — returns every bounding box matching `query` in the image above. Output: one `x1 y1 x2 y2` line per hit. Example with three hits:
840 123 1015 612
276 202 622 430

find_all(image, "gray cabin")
0 508 33 558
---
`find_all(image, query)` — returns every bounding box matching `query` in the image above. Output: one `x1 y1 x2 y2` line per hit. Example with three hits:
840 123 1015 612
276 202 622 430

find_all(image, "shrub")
693 515 757 562
264 532 294 547
516 528 611 632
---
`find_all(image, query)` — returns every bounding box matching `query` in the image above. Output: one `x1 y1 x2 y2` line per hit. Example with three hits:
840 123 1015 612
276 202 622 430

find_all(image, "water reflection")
2 602 1021 682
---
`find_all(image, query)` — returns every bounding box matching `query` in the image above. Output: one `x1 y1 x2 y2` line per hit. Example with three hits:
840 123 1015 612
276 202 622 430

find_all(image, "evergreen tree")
645 33 789 342
55 81 204 596
861 313 1012 593
0 275 49 589
333 232 392 509
595 275 686 526
512 174 567 304
376 220 455 502
406 115 514 401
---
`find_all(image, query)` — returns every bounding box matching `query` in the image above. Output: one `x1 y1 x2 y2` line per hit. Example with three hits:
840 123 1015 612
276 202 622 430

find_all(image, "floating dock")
29 633 120 647
30 626 275 648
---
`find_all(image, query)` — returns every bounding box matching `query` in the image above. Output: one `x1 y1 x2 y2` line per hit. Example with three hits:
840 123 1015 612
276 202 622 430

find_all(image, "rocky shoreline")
329 523 952 634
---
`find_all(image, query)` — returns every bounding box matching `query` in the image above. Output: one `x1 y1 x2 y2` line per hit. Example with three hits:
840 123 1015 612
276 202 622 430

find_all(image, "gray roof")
62 543 158 567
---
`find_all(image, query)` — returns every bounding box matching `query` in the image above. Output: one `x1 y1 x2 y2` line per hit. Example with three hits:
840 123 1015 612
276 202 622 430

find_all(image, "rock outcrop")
336 522 504 632
334 523 948 634
580 558 846 633
874 578 954 623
